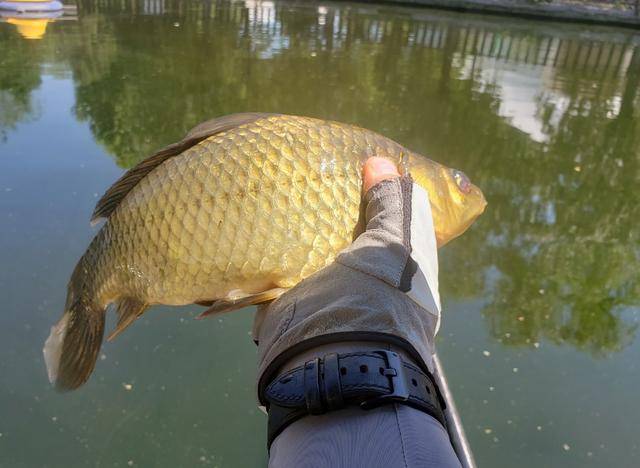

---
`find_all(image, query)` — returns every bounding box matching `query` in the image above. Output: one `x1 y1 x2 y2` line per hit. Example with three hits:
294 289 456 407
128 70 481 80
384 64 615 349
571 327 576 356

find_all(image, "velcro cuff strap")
263 350 446 449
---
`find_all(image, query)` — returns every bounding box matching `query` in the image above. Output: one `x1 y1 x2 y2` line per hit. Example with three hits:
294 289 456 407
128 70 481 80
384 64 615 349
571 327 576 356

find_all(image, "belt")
262 350 447 448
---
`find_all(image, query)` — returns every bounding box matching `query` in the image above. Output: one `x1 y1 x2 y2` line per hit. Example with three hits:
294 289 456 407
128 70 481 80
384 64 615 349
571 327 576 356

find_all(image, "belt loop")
303 358 324 414
322 353 344 411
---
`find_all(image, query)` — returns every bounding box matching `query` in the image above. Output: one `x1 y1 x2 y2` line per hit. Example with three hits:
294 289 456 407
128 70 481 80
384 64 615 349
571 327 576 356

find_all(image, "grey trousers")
266 343 461 468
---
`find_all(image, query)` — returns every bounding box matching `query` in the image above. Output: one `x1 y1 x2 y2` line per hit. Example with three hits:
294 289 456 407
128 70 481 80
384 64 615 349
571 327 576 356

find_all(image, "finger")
362 157 400 194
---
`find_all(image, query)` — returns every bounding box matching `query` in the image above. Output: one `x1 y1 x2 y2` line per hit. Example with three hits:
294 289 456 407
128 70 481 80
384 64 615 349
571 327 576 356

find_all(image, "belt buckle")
360 350 410 410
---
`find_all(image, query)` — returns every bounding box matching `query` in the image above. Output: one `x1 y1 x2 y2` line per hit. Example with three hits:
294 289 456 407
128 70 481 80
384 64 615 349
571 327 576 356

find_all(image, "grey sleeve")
269 404 461 468
257 176 456 467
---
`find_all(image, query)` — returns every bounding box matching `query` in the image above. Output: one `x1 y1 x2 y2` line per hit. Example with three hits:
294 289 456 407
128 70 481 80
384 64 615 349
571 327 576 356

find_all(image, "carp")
43 113 486 390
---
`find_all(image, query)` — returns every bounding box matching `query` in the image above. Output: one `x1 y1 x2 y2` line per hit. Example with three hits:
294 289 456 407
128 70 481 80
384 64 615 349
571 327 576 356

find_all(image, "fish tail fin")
43 287 106 391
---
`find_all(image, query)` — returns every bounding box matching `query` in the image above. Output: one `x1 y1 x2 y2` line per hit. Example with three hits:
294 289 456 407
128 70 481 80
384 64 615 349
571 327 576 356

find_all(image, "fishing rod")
433 353 477 468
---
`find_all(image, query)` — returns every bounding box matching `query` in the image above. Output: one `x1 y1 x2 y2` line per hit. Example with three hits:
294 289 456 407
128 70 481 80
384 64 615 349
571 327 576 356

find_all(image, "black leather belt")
262 350 447 448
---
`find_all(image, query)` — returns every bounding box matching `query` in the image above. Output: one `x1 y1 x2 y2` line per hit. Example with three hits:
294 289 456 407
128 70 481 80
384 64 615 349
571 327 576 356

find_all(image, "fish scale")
107 118 356 304
43 113 486 390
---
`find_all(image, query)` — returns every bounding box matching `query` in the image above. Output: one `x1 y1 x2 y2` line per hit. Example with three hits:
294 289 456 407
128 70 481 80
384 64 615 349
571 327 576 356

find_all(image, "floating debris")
483 350 491 357
513 367 519 373
484 428 493 434
563 443 571 451
123 383 133 391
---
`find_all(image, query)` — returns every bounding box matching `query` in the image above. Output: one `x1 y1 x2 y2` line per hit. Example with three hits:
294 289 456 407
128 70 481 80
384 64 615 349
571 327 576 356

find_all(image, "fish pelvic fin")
196 288 287 320
43 299 106 391
107 297 149 342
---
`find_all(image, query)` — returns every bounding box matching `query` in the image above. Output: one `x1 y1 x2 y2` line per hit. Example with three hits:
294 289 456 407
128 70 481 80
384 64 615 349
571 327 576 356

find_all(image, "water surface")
1 1 639 466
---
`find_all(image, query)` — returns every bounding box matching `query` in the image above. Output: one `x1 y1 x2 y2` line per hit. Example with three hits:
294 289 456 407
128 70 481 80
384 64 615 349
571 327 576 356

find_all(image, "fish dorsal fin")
91 112 277 223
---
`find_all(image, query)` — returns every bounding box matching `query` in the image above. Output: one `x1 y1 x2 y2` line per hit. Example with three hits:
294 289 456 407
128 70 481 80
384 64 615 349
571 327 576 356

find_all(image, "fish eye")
452 169 472 194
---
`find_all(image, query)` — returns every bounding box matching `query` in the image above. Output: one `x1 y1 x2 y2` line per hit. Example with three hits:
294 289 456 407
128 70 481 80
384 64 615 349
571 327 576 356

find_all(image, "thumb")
363 157 400 193
361 157 408 236
336 157 411 289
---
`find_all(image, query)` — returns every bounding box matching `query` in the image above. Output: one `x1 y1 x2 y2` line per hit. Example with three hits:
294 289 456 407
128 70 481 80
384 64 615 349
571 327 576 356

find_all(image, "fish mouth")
446 184 487 246
475 186 488 213
463 184 487 230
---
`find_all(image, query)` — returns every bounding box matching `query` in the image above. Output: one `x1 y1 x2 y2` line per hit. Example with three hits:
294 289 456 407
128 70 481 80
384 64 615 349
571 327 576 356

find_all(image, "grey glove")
254 174 441 395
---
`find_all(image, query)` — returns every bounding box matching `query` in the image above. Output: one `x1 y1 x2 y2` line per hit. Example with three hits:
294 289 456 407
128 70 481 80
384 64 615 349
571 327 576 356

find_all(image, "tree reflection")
441 44 640 355
0 28 42 141
12 0 640 354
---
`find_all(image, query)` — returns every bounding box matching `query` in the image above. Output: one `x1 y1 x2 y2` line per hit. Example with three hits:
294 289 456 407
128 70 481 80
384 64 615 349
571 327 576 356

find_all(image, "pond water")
1 1 639 466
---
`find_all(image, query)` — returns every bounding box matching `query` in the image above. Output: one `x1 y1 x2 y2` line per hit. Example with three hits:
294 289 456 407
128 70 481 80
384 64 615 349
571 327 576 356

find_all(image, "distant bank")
367 0 640 28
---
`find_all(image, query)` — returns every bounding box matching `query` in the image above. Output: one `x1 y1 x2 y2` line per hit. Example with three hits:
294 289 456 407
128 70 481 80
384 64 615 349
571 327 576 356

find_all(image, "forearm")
255 168 456 467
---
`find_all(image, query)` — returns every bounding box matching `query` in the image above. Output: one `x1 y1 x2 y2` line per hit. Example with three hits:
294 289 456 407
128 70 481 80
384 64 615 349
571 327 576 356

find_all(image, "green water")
1 1 639 466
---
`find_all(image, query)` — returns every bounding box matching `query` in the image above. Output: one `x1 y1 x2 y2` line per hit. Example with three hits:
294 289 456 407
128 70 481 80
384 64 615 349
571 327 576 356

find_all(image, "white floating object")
0 1 63 13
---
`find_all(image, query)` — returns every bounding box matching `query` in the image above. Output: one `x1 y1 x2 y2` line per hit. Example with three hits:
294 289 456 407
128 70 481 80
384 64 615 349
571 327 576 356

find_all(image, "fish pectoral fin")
195 300 214 307
195 288 288 320
107 298 148 342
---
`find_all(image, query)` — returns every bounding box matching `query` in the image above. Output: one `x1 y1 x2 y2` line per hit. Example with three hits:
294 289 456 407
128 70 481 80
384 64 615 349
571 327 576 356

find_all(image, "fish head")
408 154 487 247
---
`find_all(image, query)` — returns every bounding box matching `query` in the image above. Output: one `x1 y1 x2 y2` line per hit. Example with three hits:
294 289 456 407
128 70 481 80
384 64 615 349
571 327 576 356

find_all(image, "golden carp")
43 113 486 390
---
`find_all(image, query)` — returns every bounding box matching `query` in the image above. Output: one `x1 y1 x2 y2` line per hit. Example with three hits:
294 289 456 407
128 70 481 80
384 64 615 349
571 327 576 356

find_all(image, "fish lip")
478 189 488 211
469 183 487 211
